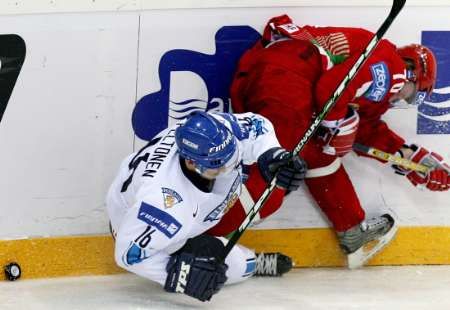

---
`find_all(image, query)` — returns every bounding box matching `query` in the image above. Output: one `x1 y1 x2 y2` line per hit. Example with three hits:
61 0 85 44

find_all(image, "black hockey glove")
257 147 307 191
164 252 228 302
164 234 228 302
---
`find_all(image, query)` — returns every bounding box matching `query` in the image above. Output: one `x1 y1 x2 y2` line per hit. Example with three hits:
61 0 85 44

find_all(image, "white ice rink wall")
0 1 449 278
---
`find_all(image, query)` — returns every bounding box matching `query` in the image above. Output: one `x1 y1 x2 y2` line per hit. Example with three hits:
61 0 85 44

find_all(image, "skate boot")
337 214 398 269
254 252 293 276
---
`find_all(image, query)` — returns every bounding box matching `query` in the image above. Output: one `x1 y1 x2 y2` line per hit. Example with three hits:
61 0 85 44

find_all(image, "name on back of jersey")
142 129 177 178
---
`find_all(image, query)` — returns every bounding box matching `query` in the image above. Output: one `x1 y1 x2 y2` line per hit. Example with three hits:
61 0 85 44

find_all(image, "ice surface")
2 266 450 310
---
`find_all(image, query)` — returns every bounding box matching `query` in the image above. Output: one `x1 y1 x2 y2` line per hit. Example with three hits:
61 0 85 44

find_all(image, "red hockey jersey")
301 25 407 153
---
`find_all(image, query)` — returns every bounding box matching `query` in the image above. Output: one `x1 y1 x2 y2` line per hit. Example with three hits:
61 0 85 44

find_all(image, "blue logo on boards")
419 31 450 134
132 26 261 141
137 202 182 238
365 62 390 102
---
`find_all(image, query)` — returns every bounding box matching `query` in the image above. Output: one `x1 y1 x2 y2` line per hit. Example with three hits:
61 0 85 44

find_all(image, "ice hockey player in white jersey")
106 111 307 302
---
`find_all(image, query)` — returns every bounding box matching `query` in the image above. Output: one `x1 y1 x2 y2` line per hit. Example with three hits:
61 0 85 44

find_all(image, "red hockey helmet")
397 44 437 94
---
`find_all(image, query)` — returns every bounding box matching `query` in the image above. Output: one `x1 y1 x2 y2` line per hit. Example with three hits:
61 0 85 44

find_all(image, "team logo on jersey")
365 62 390 102
204 175 241 222
162 187 183 209
138 202 182 238
248 116 268 138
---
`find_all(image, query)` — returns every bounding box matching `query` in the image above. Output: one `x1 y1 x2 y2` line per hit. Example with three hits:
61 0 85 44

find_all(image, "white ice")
2 266 450 310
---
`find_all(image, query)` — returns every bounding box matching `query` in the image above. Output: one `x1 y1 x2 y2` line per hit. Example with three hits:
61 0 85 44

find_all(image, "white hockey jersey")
106 112 280 284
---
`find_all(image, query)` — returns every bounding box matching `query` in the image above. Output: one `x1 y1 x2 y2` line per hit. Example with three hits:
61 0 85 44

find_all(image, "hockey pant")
300 139 366 231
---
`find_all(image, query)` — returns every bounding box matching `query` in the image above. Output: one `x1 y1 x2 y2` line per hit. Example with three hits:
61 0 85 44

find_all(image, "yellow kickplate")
0 235 123 280
239 227 450 267
1 227 450 280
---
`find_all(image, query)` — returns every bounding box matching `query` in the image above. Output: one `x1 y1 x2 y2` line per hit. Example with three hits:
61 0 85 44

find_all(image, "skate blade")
347 223 399 269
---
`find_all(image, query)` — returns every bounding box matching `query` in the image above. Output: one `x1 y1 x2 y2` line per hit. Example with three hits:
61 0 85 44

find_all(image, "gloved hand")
164 252 228 302
257 147 307 191
394 144 450 191
318 107 360 157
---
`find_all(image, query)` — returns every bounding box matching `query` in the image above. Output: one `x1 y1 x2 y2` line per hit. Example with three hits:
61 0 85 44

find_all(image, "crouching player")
106 111 307 302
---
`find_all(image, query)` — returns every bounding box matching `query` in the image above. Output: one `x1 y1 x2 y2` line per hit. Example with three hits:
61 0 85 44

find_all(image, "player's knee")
179 234 226 259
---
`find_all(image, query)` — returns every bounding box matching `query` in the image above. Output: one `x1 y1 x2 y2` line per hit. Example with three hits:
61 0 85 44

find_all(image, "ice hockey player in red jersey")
207 14 449 269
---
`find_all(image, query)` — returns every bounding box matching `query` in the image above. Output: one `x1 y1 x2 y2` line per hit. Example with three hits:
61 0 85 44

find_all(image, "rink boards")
0 1 449 278
2 227 450 280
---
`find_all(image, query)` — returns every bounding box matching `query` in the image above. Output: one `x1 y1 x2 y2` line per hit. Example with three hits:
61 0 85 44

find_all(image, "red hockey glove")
318 107 359 157
394 145 450 191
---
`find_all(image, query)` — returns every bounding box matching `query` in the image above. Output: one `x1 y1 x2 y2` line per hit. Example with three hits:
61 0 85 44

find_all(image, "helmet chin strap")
192 162 218 180
184 158 205 174
191 146 241 178
194 165 205 175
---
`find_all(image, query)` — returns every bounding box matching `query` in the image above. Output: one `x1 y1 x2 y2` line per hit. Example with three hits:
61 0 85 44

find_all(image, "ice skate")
254 252 293 276
338 214 398 269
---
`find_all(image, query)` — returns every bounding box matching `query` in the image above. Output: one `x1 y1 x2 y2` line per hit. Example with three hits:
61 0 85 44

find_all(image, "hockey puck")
4 262 21 281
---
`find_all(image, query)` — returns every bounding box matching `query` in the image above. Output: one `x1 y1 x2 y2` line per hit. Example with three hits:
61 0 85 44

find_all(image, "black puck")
4 262 21 281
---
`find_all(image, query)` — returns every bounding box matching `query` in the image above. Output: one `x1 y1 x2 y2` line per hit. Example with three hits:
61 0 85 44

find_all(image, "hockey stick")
353 143 429 173
221 0 407 261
